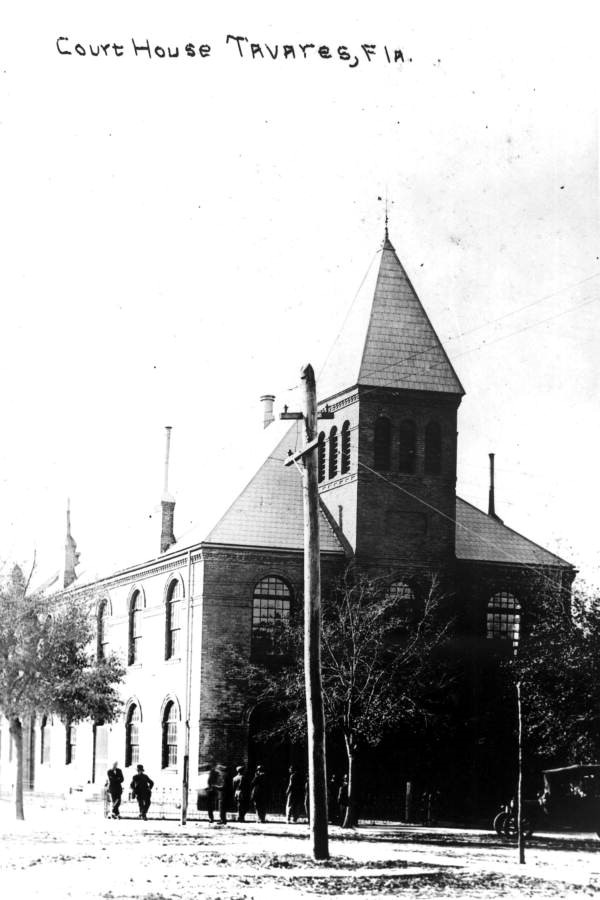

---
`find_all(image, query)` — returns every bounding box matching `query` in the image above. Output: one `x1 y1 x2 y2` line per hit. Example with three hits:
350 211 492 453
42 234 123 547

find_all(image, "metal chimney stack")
160 426 176 553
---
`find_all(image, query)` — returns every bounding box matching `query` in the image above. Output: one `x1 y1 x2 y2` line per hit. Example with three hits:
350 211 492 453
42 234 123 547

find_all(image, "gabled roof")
455 497 572 567
318 235 464 402
201 425 344 552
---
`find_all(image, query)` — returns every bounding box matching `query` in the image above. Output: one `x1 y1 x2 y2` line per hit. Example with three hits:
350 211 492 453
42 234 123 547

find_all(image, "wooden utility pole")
282 364 331 860
516 679 525 864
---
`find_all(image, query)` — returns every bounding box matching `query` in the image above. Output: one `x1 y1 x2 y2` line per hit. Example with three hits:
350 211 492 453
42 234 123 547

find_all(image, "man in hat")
250 764 268 823
105 761 124 819
130 764 154 820
232 765 250 822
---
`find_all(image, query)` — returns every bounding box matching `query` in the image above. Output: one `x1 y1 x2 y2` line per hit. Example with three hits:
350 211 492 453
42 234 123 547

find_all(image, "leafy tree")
0 563 125 819
514 585 600 765
244 569 455 826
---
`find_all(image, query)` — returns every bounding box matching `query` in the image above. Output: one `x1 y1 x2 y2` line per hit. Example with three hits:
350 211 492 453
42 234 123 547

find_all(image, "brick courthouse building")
0 233 574 815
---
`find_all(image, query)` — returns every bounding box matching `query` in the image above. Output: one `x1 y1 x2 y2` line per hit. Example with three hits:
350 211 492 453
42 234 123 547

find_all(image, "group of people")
105 759 350 825
105 762 154 820
199 762 269 825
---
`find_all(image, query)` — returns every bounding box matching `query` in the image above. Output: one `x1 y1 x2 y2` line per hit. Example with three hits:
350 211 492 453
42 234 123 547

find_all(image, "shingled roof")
203 423 344 552
318 235 464 403
455 497 571 567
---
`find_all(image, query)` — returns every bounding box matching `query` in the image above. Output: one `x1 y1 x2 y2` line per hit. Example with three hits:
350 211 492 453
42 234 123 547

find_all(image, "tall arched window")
486 591 521 648
128 591 142 665
398 419 417 474
341 421 351 474
162 701 178 768
65 722 76 765
317 432 326 484
125 704 140 767
424 421 442 474
97 600 109 661
374 417 391 470
40 715 51 765
328 427 338 479
252 576 292 656
165 579 182 660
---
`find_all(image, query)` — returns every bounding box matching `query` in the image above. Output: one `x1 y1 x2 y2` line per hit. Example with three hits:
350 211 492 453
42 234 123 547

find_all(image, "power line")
357 460 573 600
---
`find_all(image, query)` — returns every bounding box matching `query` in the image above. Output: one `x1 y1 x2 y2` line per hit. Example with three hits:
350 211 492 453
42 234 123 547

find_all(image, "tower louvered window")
317 432 326 483
165 579 182 660
398 419 417 473
424 421 442 474
341 421 351 474
374 417 391 470
328 427 338 479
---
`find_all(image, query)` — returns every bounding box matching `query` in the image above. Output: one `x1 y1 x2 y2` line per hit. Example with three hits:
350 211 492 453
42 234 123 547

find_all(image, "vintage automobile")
493 764 600 839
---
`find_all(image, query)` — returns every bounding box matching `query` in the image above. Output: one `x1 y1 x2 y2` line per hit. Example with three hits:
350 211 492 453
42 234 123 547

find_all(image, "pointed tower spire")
318 232 464 403
63 498 80 588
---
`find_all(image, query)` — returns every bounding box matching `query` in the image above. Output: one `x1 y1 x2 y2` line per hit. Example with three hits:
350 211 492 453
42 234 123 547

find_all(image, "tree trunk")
342 738 358 828
9 717 25 821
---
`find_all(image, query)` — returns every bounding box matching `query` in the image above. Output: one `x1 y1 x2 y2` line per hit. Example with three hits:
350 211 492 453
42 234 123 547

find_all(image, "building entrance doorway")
247 703 305 817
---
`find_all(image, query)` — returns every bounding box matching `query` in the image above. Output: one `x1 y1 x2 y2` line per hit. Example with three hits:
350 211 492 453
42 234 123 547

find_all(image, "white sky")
1 1 598 589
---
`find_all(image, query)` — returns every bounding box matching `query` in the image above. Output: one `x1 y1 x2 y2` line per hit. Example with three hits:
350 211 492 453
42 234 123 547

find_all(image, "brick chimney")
160 426 176 554
260 394 275 429
487 453 503 522
63 499 80 588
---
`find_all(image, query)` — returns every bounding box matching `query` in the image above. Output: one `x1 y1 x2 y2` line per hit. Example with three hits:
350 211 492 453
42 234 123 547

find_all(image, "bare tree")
247 568 455 827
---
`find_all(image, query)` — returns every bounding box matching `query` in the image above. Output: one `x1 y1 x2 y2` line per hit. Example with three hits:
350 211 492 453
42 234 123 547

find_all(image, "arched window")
374 417 391 470
317 432 326 484
398 419 417 474
252 576 292 656
385 581 415 605
341 421 351 474
165 579 182 660
486 591 521 648
328 427 338 479
424 421 442 474
40 715 51 765
162 701 178 768
125 704 140 767
97 600 109 661
128 591 142 665
65 722 76 765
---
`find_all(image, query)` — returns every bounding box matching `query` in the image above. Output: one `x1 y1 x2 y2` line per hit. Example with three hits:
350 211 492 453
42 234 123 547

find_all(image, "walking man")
285 765 304 823
233 765 250 822
251 765 268 823
106 761 124 819
130 764 154 820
